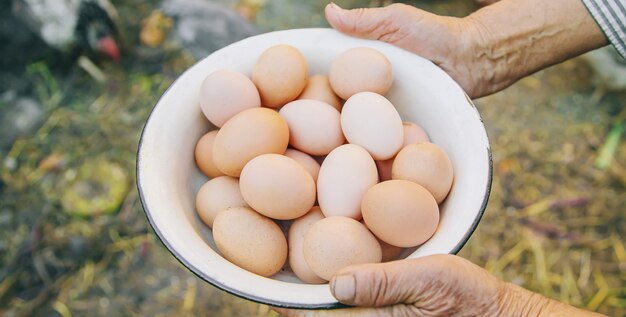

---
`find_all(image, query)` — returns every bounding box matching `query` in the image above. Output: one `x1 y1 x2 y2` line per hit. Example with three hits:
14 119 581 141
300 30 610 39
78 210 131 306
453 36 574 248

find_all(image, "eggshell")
213 207 288 277
239 154 316 220
194 130 224 178
303 217 382 281
297 75 342 110
402 121 430 145
329 47 393 99
195 176 248 227
279 100 345 156
199 70 261 127
341 92 403 160
375 158 394 182
317 144 378 220
374 122 430 181
252 45 308 108
362 180 439 248
379 238 406 262
212 108 289 177
284 149 321 182
288 207 326 284
392 142 454 204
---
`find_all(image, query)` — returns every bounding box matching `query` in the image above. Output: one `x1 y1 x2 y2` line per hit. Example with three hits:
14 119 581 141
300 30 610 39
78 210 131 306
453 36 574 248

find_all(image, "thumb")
329 258 427 307
324 2 403 40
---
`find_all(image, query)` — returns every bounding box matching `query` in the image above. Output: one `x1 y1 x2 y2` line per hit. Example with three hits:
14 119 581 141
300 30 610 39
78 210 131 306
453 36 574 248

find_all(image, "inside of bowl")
138 28 490 308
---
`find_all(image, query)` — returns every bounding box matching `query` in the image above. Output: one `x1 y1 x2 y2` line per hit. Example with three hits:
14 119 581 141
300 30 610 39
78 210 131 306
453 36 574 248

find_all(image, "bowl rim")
136 27 493 310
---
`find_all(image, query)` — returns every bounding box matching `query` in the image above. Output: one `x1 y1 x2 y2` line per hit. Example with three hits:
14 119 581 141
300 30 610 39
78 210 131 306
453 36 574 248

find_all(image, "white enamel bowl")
137 28 492 309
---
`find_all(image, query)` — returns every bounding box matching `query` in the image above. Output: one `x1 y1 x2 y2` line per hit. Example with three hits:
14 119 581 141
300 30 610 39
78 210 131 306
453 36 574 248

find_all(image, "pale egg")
341 92 403 160
284 149 321 182
317 144 378 220
199 70 260 127
279 99 344 156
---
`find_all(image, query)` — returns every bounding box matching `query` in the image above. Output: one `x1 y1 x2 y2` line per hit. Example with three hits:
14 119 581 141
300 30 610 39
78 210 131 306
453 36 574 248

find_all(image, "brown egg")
402 122 430 145
213 207 287 277
374 122 430 181
288 207 326 284
212 108 289 177
379 238 406 262
279 99 345 156
362 180 439 248
329 47 393 100
392 142 454 204
194 130 224 178
239 154 316 220
252 45 308 108
199 70 261 127
303 217 382 281
195 176 248 227
284 149 321 182
297 75 343 110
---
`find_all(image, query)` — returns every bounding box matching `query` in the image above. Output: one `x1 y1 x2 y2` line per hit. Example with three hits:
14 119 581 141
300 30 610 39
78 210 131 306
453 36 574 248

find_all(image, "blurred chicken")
0 0 121 69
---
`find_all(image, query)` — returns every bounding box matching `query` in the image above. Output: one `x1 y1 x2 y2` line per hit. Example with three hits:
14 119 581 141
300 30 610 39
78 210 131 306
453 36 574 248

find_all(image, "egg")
392 142 454 204
194 130 224 178
279 100 345 156
212 108 289 177
199 70 261 127
362 180 439 247
195 176 248 227
213 207 288 277
288 207 326 284
402 121 430 145
379 239 406 262
239 154 316 220
284 149 321 182
297 75 342 110
341 92 403 160
303 217 382 281
374 121 430 181
252 45 308 108
317 144 378 220
375 158 394 182
329 47 393 99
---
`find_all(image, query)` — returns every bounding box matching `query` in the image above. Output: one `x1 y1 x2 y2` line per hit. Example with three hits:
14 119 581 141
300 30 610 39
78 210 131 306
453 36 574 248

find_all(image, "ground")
0 0 624 316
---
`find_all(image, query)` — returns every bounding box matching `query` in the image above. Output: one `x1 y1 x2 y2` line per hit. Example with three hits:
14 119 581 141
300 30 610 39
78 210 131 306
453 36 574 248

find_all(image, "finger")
329 254 462 307
324 3 405 41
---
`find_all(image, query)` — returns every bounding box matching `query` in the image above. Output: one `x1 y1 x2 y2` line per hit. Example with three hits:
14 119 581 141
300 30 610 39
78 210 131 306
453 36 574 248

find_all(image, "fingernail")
328 2 343 10
331 275 356 302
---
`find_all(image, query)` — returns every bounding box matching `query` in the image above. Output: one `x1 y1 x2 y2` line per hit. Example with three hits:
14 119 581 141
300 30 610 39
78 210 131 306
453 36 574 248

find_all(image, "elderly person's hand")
274 254 604 317
324 0 606 98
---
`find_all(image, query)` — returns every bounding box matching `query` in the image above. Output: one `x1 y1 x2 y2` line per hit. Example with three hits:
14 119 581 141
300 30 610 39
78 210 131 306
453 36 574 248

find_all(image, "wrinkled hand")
324 1 606 99
324 3 490 98
274 254 505 317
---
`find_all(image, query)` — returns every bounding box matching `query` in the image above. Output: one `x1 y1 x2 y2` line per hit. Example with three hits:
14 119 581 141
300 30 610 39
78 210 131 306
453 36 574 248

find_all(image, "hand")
324 0 606 98
274 254 605 317
275 254 506 316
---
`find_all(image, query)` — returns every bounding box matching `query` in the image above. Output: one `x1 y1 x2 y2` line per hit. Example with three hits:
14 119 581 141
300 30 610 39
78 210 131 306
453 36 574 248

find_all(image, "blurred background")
0 0 624 316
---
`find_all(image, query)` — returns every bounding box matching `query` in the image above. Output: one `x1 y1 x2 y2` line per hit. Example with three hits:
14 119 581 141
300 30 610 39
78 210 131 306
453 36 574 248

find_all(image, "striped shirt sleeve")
581 0 626 58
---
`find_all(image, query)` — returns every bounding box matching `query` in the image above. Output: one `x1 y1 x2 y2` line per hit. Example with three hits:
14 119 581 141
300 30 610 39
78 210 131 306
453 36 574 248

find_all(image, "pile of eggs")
194 44 453 283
